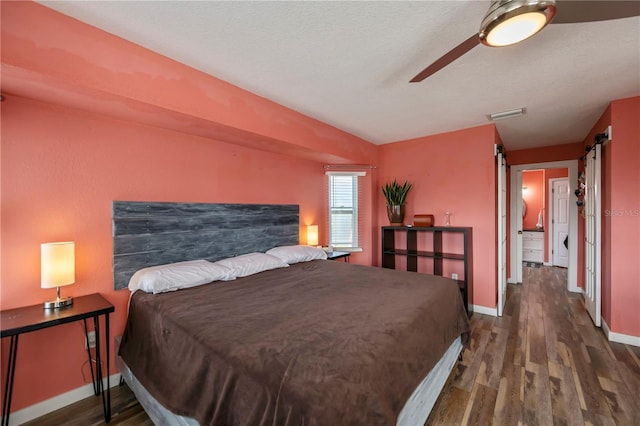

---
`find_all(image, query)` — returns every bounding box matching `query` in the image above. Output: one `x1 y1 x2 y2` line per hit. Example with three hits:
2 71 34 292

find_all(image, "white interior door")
497 150 507 316
551 178 570 267
584 144 601 327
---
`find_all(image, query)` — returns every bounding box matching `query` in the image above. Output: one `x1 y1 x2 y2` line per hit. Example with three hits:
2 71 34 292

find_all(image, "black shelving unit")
382 226 472 315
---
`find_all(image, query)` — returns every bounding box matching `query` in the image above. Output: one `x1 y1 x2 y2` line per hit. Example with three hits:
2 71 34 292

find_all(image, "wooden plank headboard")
112 201 299 290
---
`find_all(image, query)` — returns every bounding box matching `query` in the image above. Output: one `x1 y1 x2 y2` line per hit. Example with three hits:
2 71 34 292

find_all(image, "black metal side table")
1 293 114 425
326 251 351 262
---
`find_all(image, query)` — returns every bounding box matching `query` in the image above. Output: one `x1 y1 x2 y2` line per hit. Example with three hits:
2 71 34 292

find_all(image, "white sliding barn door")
584 144 601 327
497 150 507 316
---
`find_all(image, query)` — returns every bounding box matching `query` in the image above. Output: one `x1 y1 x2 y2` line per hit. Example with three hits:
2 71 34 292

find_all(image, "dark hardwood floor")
24 265 640 425
428 265 640 425
21 381 152 426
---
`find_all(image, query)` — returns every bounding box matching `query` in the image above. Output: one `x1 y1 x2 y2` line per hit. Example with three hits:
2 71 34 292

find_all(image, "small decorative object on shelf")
444 211 452 227
382 179 412 226
413 214 434 227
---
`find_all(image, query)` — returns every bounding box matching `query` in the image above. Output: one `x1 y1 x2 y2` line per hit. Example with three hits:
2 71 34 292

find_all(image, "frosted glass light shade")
307 225 319 246
486 12 547 46
41 242 75 288
479 0 556 48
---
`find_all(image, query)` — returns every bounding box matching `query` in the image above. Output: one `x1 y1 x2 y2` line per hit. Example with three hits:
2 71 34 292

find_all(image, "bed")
113 201 470 425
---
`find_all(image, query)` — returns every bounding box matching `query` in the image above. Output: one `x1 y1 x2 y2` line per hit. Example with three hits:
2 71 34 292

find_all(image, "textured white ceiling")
39 1 640 150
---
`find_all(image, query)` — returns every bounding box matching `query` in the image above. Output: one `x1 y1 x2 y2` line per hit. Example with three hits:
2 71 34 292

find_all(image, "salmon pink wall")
583 97 640 338
377 125 498 310
607 97 640 337
522 170 544 230
0 96 336 411
1 1 376 166
508 142 583 165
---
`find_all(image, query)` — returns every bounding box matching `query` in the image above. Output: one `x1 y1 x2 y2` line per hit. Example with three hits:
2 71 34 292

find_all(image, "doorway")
509 160 579 292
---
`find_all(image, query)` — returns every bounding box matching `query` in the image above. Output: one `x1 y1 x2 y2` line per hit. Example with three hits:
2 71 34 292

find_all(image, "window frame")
326 171 365 252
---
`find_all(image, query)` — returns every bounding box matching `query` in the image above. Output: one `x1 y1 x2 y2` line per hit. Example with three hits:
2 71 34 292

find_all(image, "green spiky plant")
382 179 412 206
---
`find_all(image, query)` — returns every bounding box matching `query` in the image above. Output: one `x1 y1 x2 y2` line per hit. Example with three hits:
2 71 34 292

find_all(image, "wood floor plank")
425 383 469 425
568 340 613 418
548 361 585 426
587 344 623 384
461 382 498 426
477 328 509 390
614 360 640 411
492 362 523 425
455 327 491 393
525 302 548 366
522 360 554 425
21 383 153 426
597 375 640 425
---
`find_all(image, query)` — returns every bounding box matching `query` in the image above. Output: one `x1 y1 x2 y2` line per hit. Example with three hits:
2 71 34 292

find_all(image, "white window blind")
326 171 365 250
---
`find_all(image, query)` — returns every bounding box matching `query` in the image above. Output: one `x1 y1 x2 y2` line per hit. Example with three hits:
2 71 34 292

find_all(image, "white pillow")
266 245 328 264
128 260 236 294
215 252 289 277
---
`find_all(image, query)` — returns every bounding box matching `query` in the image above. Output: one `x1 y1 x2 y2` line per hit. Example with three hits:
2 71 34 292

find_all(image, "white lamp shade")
307 225 319 246
41 242 75 288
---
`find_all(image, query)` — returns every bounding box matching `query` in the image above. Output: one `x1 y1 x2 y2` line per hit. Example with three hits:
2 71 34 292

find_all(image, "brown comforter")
119 260 470 426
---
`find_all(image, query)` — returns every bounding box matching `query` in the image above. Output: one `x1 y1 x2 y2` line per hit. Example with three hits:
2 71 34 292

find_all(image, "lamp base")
43 296 73 309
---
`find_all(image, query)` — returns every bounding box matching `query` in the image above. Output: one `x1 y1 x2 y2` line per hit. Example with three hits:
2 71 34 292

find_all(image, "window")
327 171 364 250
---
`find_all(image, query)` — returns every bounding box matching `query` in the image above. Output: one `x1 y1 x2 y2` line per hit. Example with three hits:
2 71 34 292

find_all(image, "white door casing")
584 144 602 327
551 178 570 268
497 148 507 316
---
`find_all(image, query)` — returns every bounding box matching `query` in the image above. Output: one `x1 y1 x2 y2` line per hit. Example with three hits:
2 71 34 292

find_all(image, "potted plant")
382 179 412 225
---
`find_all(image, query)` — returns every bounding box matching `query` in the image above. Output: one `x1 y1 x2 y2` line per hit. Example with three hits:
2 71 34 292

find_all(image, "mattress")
119 260 469 425
116 336 463 426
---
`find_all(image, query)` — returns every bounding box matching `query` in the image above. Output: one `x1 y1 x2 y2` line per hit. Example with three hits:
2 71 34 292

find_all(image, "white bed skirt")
116 336 463 426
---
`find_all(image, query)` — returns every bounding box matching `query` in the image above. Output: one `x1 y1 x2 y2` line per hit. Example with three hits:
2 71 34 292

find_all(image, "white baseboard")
602 319 640 347
471 304 498 317
8 373 120 426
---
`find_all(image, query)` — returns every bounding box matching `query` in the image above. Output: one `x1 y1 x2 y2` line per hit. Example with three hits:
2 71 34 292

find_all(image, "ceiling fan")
410 0 640 83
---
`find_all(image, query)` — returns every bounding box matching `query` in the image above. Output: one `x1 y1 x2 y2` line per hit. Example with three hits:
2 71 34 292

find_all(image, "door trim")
497 149 507 316
509 160 579 292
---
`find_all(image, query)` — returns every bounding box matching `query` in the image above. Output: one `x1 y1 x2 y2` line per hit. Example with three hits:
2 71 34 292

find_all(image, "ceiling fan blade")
410 34 480 83
553 0 640 24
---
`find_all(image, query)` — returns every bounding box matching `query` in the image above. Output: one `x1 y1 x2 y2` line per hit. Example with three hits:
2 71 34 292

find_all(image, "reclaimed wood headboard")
112 201 299 290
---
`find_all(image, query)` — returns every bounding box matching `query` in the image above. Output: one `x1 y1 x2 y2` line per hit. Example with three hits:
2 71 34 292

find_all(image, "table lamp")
41 241 75 309
307 225 319 247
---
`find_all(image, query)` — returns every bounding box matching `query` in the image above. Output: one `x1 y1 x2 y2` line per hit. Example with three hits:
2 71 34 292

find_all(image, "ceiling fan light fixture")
486 12 547 46
479 0 556 47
